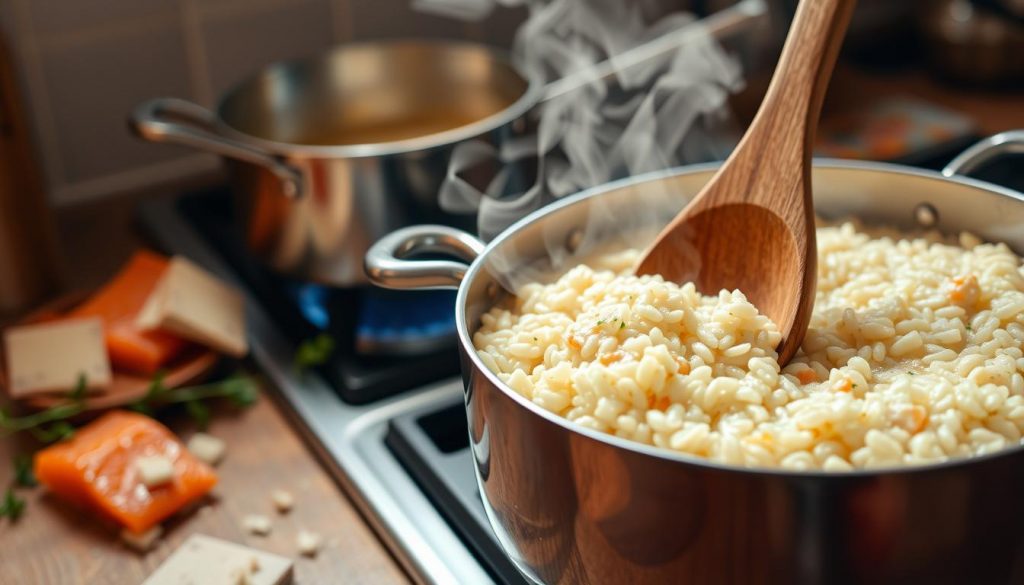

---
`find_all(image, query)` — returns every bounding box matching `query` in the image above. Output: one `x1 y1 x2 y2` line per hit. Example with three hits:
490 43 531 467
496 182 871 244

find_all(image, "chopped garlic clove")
121 525 163 552
296 530 322 557
270 489 294 514
134 455 175 488
242 514 272 536
187 432 226 466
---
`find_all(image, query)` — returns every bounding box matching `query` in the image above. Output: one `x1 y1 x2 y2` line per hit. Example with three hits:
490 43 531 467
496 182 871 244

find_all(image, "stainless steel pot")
366 134 1024 585
131 41 537 286
128 2 771 288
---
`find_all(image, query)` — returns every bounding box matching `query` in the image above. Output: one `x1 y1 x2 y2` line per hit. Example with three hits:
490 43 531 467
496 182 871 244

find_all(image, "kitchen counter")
0 186 409 585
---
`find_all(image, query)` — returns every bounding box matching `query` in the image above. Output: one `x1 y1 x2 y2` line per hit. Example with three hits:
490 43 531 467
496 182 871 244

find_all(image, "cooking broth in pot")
300 104 513 146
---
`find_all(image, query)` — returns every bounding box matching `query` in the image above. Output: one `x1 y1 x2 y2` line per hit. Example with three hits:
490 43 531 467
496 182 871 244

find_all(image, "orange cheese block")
69 250 191 374
34 410 217 533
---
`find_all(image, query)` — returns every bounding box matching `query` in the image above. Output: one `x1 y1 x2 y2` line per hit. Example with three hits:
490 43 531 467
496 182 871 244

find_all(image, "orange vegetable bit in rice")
647 394 671 411
946 274 980 309
890 404 928 434
34 410 217 533
795 368 818 385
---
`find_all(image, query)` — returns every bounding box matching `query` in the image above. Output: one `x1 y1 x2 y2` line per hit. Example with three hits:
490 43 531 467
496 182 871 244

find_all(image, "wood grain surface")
637 0 856 364
0 381 409 585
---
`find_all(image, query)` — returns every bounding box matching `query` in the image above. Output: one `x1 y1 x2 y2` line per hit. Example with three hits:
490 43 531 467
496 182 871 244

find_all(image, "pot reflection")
467 363 581 584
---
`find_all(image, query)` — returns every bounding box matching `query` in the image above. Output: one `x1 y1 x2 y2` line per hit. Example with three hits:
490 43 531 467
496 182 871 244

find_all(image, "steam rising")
417 0 747 290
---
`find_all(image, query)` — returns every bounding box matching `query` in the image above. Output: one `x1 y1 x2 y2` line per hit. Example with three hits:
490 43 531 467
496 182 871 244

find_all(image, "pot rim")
212 39 543 159
456 157 1024 479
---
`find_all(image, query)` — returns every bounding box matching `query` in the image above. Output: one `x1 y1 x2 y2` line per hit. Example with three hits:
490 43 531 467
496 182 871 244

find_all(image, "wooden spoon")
635 0 856 364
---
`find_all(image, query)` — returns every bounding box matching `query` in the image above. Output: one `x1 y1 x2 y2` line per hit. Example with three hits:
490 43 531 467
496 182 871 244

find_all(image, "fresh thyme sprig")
1 374 258 440
129 374 258 429
0 374 89 443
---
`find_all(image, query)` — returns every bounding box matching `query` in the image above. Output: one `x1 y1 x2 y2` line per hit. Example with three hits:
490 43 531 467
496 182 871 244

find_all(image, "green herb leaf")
68 374 88 401
28 421 75 443
13 455 36 488
185 400 211 430
619 321 626 330
141 371 168 403
219 377 259 408
294 334 335 373
130 375 259 411
1 403 83 442
0 488 25 520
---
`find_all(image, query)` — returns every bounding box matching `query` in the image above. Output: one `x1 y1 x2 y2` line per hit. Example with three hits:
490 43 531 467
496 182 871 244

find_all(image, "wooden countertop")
0 383 409 585
0 186 409 585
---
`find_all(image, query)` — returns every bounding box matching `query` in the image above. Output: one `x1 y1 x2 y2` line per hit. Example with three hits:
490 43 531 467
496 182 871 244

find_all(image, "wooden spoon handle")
739 0 856 184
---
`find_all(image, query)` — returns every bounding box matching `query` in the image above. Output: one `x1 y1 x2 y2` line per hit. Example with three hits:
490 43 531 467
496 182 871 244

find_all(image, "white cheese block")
142 534 293 585
243 514 273 536
296 530 322 558
270 489 294 514
187 432 226 466
135 455 175 488
4 317 111 397
121 525 163 553
137 256 248 357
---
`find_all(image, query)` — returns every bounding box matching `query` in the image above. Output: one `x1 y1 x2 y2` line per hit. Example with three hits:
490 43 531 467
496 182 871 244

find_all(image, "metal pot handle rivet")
942 130 1024 178
364 225 486 290
129 97 304 198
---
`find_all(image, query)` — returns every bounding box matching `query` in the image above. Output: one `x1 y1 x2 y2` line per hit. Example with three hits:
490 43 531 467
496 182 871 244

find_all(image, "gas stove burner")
285 282 458 356
171 189 460 404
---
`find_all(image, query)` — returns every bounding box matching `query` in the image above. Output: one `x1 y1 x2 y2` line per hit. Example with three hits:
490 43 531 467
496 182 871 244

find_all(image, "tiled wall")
1 0 522 206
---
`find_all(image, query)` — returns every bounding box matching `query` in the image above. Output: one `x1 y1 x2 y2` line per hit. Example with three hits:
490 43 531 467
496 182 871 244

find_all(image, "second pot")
131 40 538 286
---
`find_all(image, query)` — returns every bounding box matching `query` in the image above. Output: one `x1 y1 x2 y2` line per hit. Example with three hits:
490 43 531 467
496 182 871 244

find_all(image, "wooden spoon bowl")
645 202 805 319
636 0 856 364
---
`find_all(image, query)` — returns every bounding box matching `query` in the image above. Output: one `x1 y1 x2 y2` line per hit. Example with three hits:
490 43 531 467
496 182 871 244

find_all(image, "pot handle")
365 225 486 290
942 130 1024 178
129 97 303 198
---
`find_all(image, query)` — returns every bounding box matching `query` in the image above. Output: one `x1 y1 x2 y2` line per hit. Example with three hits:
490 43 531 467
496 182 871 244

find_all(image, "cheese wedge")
137 257 248 357
142 534 293 585
68 250 191 375
4 317 111 396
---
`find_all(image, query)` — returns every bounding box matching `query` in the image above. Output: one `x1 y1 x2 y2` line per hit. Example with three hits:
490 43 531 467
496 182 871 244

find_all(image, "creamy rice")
472 222 1024 470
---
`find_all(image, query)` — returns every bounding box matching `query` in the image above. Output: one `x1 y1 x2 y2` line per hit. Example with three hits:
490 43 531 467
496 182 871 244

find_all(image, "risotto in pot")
472 222 1024 470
